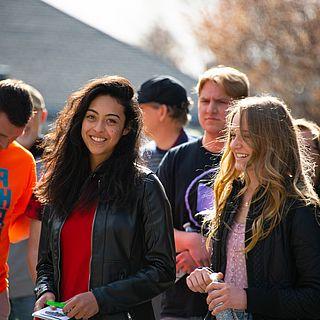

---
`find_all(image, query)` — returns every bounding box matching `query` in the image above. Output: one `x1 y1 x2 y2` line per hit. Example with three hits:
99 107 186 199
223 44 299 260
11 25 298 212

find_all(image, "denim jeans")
233 310 252 320
0 289 10 320
161 317 203 320
204 309 252 320
9 295 35 320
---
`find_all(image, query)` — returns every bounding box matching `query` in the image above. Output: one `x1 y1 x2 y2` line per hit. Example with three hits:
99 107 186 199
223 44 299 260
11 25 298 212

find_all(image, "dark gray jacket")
211 181 320 320
35 172 175 320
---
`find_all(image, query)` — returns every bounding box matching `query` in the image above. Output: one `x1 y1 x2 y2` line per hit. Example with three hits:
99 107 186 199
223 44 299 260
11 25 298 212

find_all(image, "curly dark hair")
36 76 143 216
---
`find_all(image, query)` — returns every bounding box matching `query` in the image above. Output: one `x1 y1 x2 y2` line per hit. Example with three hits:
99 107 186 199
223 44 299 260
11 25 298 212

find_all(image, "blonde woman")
186 96 320 320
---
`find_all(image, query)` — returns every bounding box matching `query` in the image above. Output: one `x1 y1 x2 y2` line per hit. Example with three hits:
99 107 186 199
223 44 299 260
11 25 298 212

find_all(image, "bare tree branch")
193 0 320 123
140 23 181 68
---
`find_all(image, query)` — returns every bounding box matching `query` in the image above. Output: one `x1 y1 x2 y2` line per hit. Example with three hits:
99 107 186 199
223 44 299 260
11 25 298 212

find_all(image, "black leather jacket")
35 171 176 320
211 181 320 320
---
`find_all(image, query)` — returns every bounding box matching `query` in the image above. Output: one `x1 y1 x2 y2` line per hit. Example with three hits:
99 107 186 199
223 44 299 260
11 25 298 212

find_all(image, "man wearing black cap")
138 75 194 172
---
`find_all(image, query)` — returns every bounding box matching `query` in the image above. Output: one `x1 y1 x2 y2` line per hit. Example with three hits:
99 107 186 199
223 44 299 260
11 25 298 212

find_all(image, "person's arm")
9 159 36 243
176 250 198 274
91 174 175 316
27 219 41 283
34 206 57 301
158 149 211 268
246 205 320 318
175 229 211 267
25 194 44 282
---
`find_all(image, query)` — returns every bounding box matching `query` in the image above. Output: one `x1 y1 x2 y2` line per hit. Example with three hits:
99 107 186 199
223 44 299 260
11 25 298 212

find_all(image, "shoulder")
280 201 320 259
0 142 36 175
9 141 35 161
286 198 318 215
172 137 201 153
285 200 320 232
137 165 161 184
161 138 202 163
186 132 198 143
136 165 165 191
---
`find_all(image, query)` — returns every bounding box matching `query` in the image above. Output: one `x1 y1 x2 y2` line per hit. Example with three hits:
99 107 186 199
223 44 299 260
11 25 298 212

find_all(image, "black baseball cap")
137 75 188 107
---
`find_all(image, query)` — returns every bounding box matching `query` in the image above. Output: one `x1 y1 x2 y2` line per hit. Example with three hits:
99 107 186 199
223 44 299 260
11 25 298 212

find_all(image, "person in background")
33 76 175 320
138 75 194 172
15 84 47 172
294 118 320 195
157 66 250 319
187 96 320 320
138 75 195 319
8 84 47 320
0 79 36 320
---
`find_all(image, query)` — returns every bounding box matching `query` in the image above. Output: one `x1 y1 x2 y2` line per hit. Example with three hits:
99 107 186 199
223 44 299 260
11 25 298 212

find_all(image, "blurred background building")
1 0 319 127
0 0 200 129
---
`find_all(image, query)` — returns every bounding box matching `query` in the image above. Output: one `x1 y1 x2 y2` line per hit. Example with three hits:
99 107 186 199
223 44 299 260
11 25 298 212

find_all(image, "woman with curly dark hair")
33 76 175 320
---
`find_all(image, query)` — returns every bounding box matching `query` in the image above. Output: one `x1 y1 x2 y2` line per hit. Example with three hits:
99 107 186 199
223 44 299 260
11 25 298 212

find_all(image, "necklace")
243 200 251 207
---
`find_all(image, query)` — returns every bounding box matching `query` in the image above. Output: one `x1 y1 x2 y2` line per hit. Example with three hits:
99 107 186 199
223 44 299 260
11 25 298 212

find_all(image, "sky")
42 0 214 77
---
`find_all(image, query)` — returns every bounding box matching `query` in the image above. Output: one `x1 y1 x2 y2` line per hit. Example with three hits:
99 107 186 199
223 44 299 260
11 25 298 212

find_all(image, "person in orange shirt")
8 83 47 320
0 79 36 320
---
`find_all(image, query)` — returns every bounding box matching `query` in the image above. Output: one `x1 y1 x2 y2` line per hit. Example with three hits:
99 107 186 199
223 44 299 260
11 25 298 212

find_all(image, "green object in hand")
46 300 66 308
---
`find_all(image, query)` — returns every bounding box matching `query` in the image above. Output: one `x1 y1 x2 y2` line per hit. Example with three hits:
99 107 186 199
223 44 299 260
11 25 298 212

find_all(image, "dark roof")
0 0 199 125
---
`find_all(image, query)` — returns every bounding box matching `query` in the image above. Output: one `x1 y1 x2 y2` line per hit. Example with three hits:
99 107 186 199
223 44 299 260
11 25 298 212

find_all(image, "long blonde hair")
206 96 319 252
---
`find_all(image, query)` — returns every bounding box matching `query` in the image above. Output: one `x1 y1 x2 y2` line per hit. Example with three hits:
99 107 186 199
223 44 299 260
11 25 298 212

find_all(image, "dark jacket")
35 171 176 320
211 181 320 320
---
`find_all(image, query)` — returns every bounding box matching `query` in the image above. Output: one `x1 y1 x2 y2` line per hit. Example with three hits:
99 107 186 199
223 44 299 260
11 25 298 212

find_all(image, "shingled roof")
0 0 199 125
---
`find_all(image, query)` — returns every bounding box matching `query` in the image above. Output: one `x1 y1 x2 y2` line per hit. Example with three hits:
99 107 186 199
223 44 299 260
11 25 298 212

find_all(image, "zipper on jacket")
88 207 98 290
57 215 67 299
119 270 126 280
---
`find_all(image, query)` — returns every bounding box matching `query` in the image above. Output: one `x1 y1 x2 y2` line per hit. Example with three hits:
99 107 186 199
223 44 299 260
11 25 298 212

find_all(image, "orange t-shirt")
0 141 36 292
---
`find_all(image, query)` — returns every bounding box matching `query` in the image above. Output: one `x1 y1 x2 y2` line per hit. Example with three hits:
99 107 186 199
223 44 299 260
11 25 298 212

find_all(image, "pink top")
224 221 248 288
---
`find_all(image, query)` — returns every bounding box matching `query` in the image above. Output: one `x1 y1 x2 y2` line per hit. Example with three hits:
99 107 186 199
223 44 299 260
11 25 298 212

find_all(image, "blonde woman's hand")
34 292 56 311
206 281 247 315
186 267 213 293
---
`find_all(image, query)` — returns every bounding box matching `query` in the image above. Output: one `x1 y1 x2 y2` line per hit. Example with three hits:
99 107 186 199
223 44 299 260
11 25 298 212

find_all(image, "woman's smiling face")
229 111 254 173
81 95 129 170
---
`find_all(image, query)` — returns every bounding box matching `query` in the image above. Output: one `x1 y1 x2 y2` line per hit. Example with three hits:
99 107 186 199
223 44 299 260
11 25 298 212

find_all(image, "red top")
60 204 96 301
25 194 42 221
